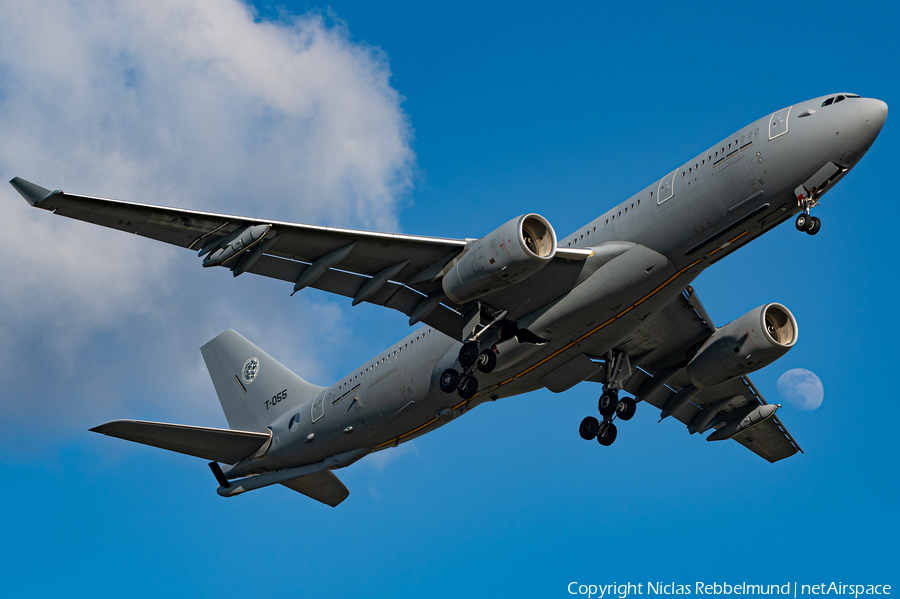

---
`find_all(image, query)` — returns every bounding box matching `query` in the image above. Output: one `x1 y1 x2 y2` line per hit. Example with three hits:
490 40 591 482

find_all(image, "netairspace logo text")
567 583 892 599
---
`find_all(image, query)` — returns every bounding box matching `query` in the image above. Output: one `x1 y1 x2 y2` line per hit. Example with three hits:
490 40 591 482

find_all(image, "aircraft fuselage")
225 93 887 479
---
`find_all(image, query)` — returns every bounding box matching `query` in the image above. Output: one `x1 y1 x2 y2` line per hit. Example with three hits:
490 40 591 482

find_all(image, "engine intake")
687 303 798 389
442 214 557 304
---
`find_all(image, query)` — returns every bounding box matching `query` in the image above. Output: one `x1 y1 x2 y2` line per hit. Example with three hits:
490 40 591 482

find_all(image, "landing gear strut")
795 191 822 236
578 350 638 447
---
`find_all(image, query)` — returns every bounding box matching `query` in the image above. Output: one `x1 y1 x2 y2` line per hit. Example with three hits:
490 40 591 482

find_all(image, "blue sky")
1 0 897 596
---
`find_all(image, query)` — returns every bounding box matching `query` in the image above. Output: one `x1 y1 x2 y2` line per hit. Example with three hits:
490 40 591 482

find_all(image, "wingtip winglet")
9 176 57 208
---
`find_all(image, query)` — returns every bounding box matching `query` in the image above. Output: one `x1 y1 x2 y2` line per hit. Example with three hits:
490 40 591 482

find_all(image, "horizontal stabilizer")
732 415 802 463
280 471 350 507
90 419 271 465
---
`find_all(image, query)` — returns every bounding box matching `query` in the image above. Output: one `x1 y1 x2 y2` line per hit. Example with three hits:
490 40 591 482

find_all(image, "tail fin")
200 330 324 432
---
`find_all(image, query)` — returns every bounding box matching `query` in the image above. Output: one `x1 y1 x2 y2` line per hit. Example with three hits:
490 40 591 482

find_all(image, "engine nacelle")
441 214 556 304
687 303 798 389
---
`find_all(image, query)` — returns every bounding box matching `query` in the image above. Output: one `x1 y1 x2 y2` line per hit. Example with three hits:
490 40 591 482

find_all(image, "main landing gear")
579 349 637 447
579 390 637 447
439 341 498 400
439 311 505 401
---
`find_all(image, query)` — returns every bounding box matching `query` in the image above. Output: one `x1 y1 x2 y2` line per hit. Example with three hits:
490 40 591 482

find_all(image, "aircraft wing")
607 288 802 463
11 177 590 340
648 375 802 463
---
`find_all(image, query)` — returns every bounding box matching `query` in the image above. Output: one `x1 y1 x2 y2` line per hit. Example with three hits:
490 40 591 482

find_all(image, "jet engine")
441 214 557 304
686 303 798 389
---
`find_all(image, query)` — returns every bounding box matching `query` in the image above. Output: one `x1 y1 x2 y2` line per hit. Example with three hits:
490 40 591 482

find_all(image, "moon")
776 368 824 411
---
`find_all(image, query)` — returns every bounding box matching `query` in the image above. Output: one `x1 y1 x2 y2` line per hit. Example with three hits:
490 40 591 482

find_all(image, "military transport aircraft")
10 93 887 506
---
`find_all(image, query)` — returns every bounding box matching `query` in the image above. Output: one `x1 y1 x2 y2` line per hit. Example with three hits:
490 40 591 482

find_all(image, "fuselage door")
657 169 678 204
768 106 792 140
311 390 326 422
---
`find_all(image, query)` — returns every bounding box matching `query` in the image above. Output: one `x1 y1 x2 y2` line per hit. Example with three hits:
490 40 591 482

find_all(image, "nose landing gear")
795 212 821 236
794 185 823 236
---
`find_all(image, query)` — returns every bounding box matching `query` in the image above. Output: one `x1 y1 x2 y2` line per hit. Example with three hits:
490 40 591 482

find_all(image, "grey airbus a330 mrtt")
11 93 887 506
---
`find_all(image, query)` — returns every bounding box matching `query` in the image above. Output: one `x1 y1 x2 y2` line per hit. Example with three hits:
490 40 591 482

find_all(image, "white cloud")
776 368 824 411
0 0 415 445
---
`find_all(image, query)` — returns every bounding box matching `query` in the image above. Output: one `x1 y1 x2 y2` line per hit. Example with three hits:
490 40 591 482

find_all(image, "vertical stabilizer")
200 330 324 431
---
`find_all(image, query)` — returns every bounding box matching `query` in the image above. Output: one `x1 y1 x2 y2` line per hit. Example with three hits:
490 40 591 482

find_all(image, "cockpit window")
835 95 846 103
822 97 834 107
846 94 861 98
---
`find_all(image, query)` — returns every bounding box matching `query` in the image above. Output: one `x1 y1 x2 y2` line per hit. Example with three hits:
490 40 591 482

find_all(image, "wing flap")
280 471 350 507
90 419 271 465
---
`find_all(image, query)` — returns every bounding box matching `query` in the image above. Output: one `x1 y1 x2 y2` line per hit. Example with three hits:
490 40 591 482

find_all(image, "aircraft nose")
859 98 888 132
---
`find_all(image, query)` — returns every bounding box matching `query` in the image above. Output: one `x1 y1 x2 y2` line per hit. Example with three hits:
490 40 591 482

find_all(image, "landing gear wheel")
476 350 497 373
598 391 619 417
616 397 637 421
579 416 600 440
795 213 811 232
597 422 618 446
806 216 821 236
458 342 480 368
457 375 478 400
439 369 460 393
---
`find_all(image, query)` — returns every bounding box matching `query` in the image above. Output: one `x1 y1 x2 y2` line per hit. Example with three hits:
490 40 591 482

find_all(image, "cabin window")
592 227 596 232
605 219 608 225
637 199 640 205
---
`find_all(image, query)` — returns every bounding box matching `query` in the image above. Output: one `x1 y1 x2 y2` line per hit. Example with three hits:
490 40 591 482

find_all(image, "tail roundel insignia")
242 357 260 384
